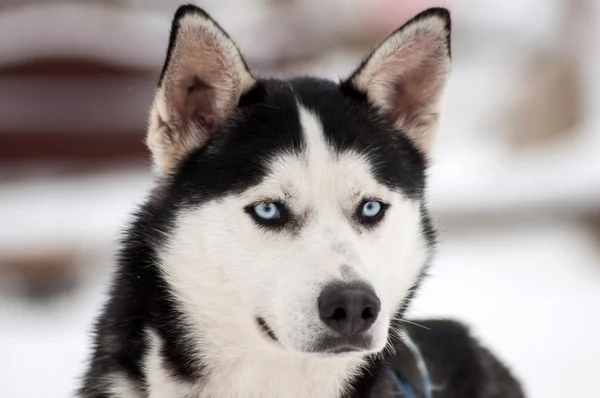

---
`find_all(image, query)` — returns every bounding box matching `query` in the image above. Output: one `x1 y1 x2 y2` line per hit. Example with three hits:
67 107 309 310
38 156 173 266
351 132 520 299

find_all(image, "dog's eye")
246 202 289 227
361 201 382 217
357 200 388 225
253 203 280 220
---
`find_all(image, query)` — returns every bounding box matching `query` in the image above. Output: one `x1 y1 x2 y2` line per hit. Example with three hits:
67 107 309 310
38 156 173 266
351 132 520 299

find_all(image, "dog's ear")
147 5 255 174
343 8 451 155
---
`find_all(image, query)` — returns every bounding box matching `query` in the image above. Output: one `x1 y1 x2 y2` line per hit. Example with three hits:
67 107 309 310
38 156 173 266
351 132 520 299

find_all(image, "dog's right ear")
147 5 255 174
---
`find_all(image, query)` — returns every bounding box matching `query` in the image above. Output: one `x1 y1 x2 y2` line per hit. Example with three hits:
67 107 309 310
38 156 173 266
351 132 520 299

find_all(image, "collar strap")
389 331 434 398
389 370 416 398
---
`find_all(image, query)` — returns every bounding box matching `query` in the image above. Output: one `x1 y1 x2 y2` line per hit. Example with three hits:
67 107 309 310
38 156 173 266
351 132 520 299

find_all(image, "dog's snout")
318 283 381 336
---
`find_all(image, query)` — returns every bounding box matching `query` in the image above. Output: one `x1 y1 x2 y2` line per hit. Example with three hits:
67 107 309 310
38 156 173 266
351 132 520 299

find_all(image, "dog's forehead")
249 103 382 203
275 77 426 197
173 77 426 202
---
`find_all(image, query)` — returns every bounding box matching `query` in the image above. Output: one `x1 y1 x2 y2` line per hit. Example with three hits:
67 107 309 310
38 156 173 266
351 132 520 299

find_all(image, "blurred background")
1 0 599 396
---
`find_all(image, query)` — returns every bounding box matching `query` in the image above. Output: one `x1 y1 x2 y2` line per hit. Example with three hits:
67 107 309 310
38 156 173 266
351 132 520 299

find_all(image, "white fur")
109 374 143 398
145 330 201 398
146 103 429 397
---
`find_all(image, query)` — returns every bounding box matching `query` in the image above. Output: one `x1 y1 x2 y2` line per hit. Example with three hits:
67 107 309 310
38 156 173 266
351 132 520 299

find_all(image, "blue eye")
247 201 290 227
357 200 387 225
253 203 280 220
361 201 382 217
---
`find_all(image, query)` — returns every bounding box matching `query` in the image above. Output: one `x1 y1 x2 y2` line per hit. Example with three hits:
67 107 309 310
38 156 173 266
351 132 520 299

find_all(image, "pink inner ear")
387 57 444 129
185 79 217 131
363 31 447 132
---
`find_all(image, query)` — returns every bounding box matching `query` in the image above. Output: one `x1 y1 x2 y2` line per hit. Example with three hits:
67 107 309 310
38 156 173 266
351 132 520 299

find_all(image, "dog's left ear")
344 8 451 155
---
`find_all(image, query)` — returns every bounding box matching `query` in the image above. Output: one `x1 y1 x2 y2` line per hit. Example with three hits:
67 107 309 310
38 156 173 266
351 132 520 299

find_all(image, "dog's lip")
256 317 278 342
323 345 364 354
309 334 374 355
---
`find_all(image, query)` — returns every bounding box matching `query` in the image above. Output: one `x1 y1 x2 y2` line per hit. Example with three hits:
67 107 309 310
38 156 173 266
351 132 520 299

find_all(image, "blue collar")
389 370 417 398
388 331 433 398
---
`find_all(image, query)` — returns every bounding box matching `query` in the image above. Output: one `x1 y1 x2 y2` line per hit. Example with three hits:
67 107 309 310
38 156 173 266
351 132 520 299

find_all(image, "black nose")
318 283 381 336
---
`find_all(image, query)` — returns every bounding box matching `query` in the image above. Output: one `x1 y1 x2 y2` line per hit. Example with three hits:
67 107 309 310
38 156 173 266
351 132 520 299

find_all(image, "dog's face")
147 6 450 357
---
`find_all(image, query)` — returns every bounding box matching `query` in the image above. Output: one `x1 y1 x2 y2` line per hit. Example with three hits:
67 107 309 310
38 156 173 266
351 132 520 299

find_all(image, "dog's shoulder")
394 319 525 398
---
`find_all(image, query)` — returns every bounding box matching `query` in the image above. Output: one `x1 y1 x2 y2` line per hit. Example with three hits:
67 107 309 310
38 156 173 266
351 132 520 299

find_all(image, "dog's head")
147 5 450 357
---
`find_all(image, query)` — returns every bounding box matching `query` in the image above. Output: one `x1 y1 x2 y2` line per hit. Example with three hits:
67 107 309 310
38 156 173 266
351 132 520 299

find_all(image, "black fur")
79 5 524 398
346 320 525 398
403 320 525 398
292 77 427 199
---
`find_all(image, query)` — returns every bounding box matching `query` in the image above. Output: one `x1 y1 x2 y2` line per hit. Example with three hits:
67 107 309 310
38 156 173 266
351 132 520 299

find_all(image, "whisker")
385 340 397 356
391 317 431 330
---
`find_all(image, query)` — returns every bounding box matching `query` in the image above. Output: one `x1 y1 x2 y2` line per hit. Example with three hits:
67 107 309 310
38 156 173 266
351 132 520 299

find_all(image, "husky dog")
79 5 524 398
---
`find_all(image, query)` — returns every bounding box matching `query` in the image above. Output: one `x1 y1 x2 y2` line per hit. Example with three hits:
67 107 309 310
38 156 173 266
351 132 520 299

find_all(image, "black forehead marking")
168 76 426 206
170 79 304 204
290 76 427 199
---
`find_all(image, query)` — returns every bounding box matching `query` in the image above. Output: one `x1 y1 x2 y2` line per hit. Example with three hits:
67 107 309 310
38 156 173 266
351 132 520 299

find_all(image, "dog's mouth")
255 318 379 356
257 317 278 342
310 334 374 355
